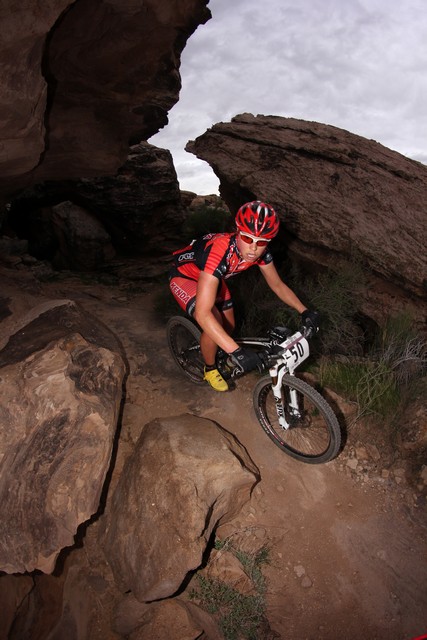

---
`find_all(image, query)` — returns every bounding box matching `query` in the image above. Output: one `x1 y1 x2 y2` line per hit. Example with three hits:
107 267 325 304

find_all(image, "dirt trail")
42 271 427 640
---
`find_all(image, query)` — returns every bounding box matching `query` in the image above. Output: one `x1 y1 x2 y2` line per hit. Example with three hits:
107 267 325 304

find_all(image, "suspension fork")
269 366 300 429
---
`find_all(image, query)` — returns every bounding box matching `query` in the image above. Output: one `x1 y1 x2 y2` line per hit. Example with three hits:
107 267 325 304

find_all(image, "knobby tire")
166 316 205 384
253 374 341 464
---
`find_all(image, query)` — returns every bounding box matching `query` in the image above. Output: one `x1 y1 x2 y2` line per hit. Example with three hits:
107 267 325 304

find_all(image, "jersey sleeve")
197 235 231 278
258 249 274 266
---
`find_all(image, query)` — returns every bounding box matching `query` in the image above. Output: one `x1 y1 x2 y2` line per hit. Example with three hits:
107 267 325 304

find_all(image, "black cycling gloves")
229 347 263 373
301 310 320 333
229 312 319 375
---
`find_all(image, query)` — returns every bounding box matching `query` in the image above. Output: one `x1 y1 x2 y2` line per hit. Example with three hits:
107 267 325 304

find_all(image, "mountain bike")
166 315 341 465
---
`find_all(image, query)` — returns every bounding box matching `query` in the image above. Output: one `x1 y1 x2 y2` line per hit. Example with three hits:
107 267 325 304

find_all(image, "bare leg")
200 307 235 366
221 307 236 336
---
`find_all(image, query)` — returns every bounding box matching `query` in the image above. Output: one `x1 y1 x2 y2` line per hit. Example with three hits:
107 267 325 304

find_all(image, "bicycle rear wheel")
253 374 341 464
166 316 204 384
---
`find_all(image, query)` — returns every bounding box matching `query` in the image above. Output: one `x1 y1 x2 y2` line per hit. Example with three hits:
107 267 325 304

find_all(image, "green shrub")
319 311 426 423
182 204 232 238
189 540 270 640
230 255 367 356
229 269 289 336
375 312 427 386
320 358 399 420
289 258 367 355
191 575 265 640
319 360 370 402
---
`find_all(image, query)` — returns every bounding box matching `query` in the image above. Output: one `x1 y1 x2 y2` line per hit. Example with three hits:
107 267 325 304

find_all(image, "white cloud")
151 0 427 194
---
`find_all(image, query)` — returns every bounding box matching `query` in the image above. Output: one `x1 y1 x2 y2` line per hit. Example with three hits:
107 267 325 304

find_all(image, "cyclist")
169 201 319 391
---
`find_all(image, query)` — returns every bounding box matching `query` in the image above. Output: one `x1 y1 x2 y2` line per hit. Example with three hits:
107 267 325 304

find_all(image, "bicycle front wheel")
253 374 341 464
166 316 204 384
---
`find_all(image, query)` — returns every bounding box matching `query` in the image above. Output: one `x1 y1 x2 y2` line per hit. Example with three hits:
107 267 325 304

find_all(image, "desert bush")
286 258 367 355
182 203 232 238
319 312 427 423
231 255 367 357
189 538 270 640
320 358 399 421
229 269 284 336
375 313 427 385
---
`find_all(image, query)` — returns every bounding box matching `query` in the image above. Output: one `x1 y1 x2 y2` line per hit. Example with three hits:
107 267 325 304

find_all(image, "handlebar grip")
259 347 283 369
302 325 315 339
257 351 271 370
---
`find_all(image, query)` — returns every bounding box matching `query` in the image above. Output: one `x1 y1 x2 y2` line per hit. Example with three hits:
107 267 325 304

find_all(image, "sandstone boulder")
114 596 206 640
0 574 34 640
8 142 186 259
101 413 260 602
50 201 116 269
0 0 71 185
0 298 126 573
64 142 185 253
0 0 211 200
186 114 427 322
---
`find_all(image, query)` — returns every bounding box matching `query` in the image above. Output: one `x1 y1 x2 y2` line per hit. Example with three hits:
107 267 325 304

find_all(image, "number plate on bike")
281 336 309 368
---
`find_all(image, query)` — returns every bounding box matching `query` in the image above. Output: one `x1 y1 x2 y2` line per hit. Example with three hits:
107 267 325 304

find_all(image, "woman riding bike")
169 200 319 392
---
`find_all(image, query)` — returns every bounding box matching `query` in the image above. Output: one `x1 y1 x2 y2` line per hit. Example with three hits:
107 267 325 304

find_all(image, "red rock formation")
0 0 210 200
0 292 126 574
8 142 185 260
186 113 427 324
101 414 259 603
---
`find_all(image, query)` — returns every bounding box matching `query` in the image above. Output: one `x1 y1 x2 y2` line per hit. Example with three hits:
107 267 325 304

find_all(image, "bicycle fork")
269 366 300 430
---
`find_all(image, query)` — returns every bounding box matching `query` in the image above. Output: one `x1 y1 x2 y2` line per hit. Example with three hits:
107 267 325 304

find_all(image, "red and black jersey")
172 232 273 281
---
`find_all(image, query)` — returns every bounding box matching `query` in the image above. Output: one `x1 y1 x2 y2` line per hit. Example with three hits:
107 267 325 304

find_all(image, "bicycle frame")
268 332 310 429
233 331 310 430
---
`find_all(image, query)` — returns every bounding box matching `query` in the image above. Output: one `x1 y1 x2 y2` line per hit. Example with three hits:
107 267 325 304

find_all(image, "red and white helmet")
235 201 280 239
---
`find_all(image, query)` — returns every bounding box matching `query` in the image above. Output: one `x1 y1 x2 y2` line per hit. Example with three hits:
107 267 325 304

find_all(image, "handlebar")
267 324 317 342
222 324 317 375
257 324 316 369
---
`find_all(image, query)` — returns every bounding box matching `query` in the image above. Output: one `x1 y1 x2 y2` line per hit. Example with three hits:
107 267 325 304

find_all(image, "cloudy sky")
151 0 427 195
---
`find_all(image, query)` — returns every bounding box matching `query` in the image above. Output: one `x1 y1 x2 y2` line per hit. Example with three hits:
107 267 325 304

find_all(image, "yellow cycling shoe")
203 367 229 392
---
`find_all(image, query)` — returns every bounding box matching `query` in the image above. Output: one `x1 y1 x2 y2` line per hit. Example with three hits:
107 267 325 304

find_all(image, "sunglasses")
239 232 270 248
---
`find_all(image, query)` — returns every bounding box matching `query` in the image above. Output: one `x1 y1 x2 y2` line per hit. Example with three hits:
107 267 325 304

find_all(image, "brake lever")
302 325 315 339
259 345 284 370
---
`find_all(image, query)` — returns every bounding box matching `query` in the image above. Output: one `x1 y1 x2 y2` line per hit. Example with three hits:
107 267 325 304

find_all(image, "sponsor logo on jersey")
178 252 194 262
170 281 191 303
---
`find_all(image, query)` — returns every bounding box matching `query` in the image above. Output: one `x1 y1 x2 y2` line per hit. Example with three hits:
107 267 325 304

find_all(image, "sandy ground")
36 267 427 640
